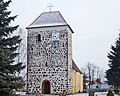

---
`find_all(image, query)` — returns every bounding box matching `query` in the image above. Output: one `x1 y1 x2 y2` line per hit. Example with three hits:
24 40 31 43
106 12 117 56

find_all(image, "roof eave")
26 24 74 33
72 60 83 74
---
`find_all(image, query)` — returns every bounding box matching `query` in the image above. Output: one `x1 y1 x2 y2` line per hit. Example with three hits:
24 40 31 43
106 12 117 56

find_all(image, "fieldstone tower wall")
27 25 73 94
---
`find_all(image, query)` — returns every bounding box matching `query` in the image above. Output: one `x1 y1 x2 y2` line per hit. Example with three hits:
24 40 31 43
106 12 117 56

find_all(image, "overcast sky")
8 0 120 70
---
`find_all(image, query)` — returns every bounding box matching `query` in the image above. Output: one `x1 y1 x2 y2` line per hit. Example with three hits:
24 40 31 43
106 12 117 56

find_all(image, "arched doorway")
42 80 51 94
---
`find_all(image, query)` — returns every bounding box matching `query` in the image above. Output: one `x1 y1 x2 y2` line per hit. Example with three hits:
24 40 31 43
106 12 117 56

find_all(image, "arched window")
38 34 41 42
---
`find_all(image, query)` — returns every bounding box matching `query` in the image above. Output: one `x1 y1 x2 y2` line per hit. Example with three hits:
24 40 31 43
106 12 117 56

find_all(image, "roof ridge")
41 11 60 14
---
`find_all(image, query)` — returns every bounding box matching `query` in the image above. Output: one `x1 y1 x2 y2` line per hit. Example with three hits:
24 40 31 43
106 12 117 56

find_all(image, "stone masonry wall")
27 26 72 94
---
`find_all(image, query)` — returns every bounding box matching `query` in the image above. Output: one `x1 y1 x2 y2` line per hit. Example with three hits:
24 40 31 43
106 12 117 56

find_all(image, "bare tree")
98 69 105 82
82 62 105 90
96 67 100 79
17 28 27 79
86 62 92 89
86 62 97 89
91 64 97 81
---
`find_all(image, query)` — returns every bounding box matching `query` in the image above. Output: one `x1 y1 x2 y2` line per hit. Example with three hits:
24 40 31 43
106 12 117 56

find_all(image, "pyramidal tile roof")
27 11 68 28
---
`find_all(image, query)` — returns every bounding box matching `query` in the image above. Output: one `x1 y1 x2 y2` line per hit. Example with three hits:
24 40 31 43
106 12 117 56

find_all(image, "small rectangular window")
38 34 41 41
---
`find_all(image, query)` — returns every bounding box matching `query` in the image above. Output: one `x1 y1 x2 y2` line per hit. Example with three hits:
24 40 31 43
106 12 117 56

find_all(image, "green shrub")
107 89 114 96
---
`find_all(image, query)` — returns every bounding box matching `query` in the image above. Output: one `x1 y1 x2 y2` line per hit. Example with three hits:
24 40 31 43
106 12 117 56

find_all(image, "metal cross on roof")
47 3 53 12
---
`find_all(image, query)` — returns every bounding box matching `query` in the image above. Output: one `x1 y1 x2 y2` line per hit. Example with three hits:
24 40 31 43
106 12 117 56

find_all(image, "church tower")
26 11 81 95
